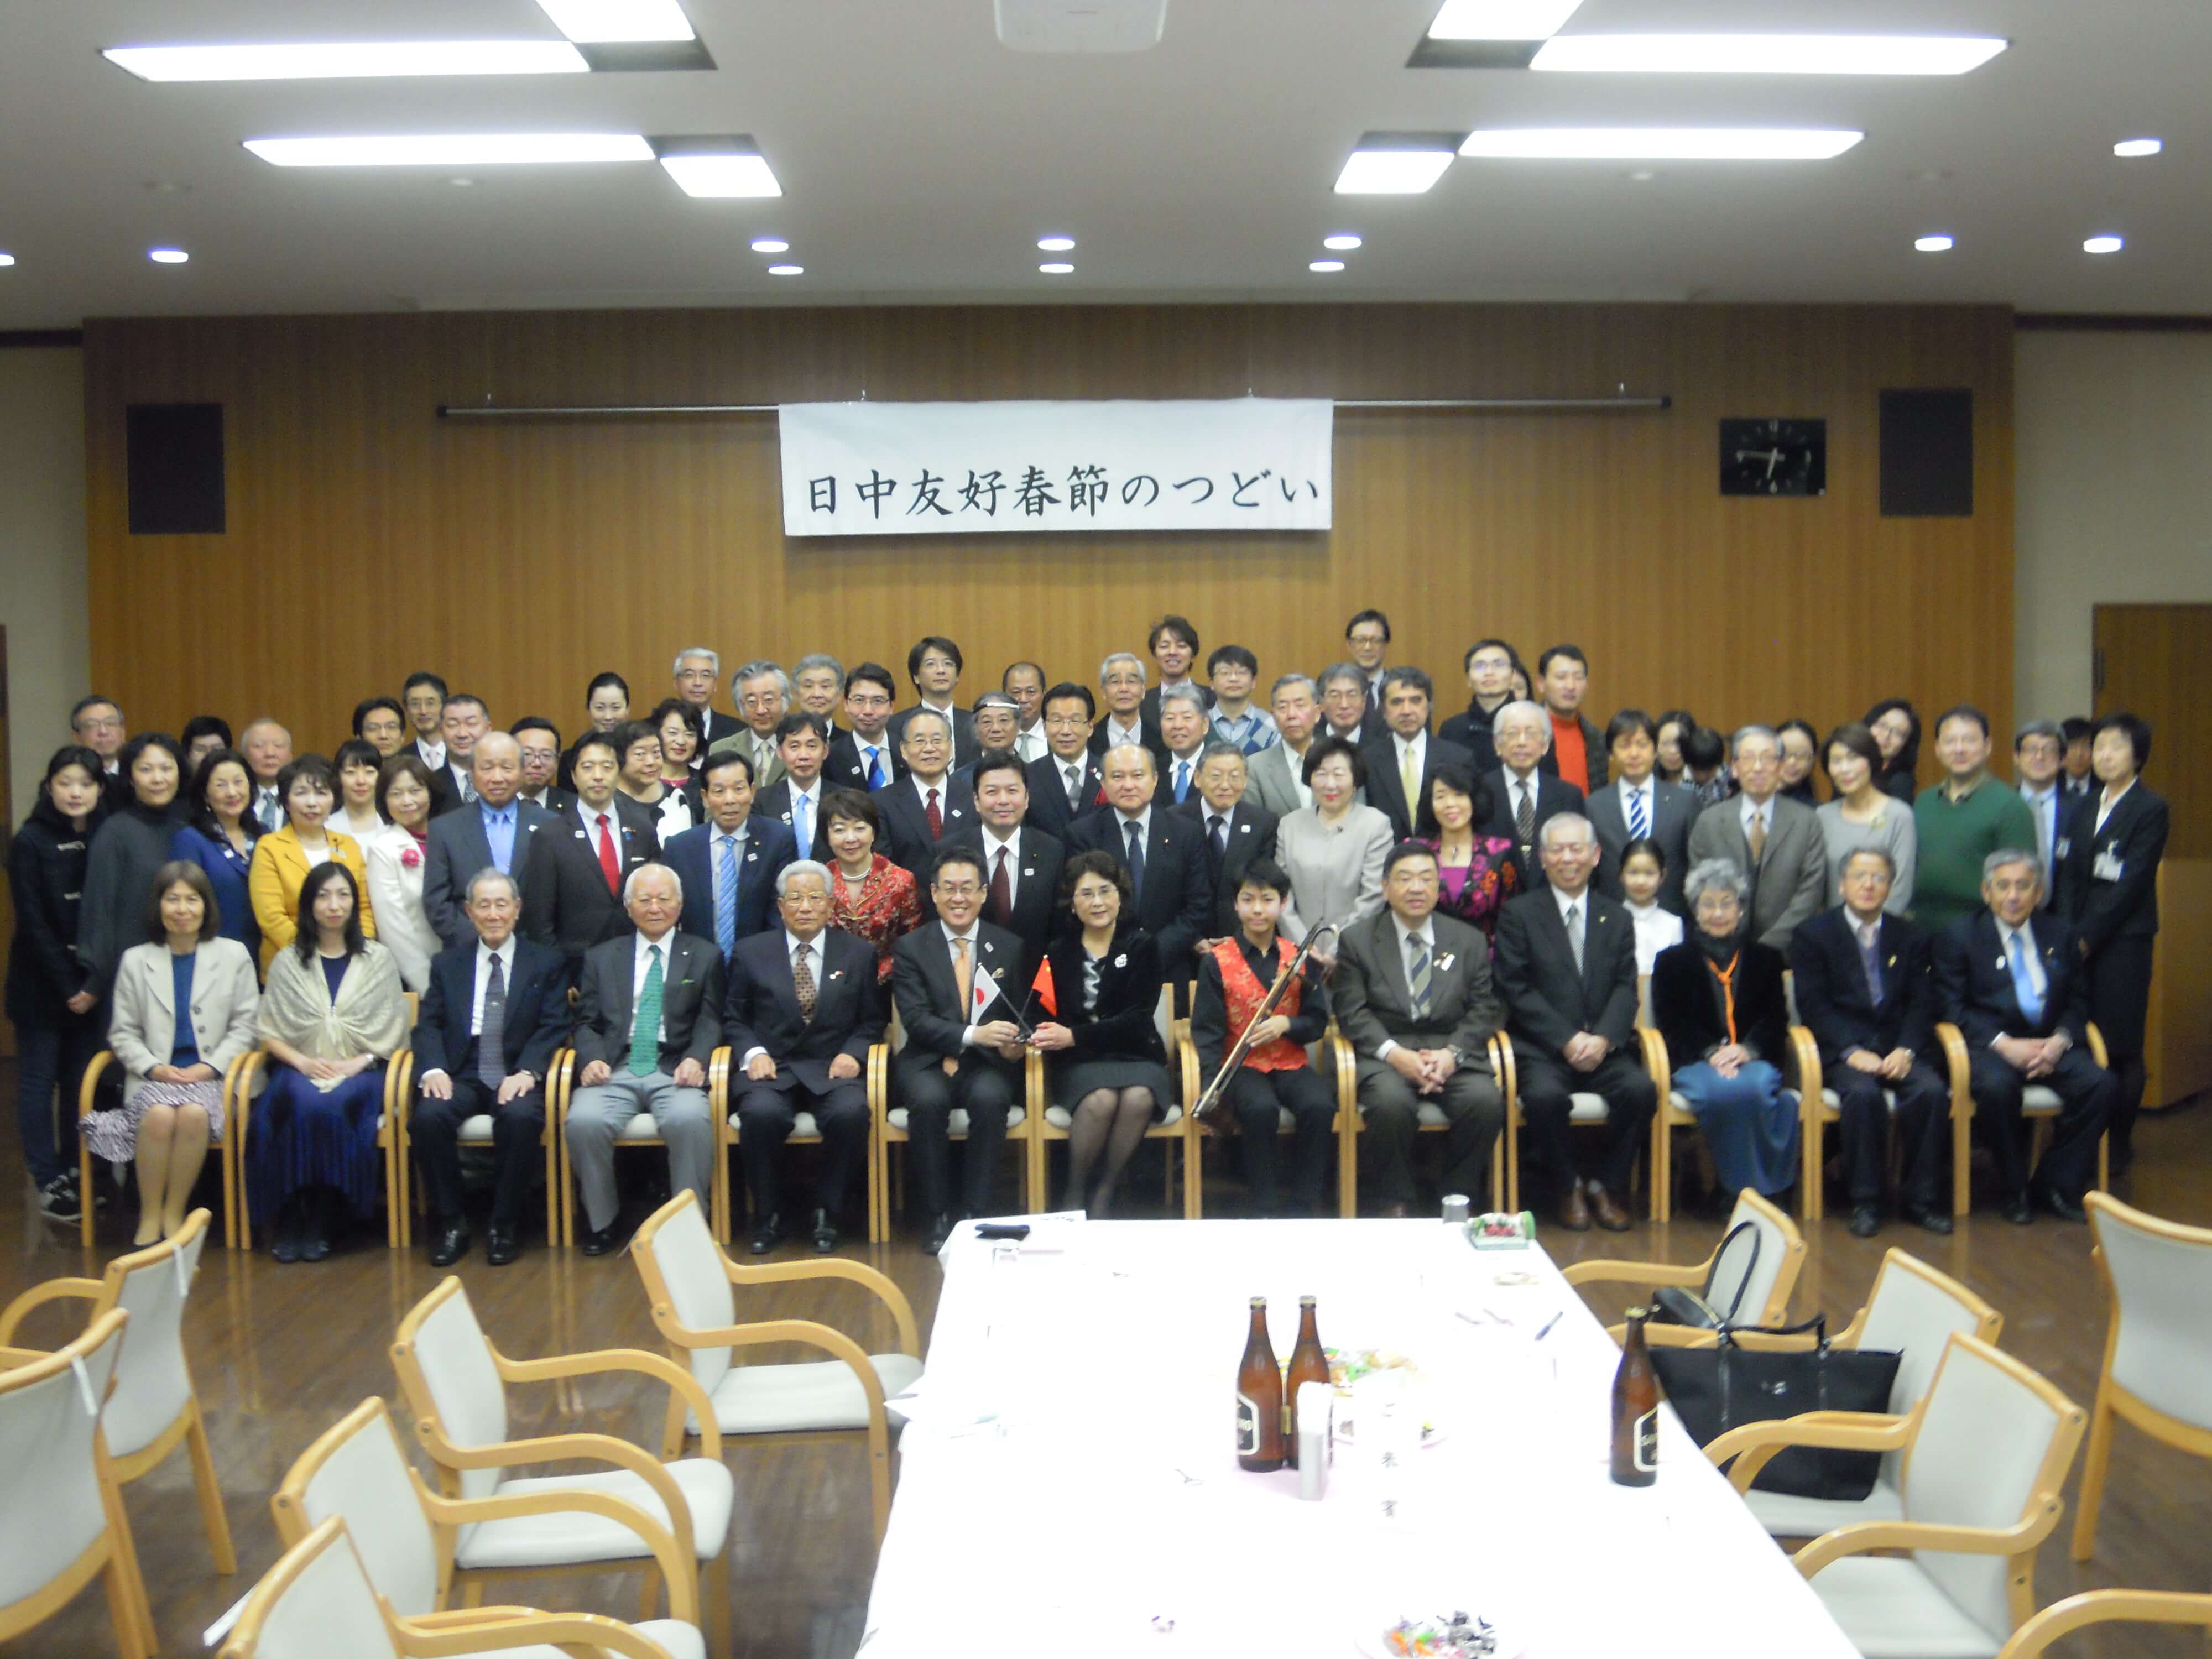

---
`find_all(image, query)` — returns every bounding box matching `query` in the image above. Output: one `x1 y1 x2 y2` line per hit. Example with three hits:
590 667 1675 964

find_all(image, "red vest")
1211 936 1307 1073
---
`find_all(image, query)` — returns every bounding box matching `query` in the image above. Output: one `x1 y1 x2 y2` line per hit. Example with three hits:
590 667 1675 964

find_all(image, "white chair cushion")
462 1620 702 1659
698 1353 925 1435
886 1105 1026 1133
1817 1087 1900 1114
1045 1103 1181 1130
458 1114 494 1144
1744 1477 1904 1540
1808 1557 2001 1658
2021 1086 2060 1115
1567 1093 1609 1123
456 1458 734 1567
726 1112 819 1139
617 1112 662 1142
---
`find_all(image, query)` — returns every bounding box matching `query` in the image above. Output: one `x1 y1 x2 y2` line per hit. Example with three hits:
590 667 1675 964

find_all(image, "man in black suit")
724 861 885 1254
1178 742 1279 940
1067 743 1214 987
1437 639 1517 776
1138 614 1214 728
825 661 900 795
410 869 572 1266
1154 685 1215 811
1492 813 1653 1232
1587 709 1697 914
1025 682 1106 839
1790 848 1954 1238
403 670 449 774
754 712 833 864
891 848 1029 1252
1318 664 1387 746
1934 849 2114 1223
1344 609 1392 712
524 732 660 977
963 693 1022 774
943 749 1065 983
562 865 723 1254
1361 667 1474 842
661 750 797 966
1090 651 1167 763
792 653 848 743
1484 701 1586 879
874 708 977 883
674 646 743 752
436 695 491 808
422 732 556 950
511 717 573 814
885 636 978 770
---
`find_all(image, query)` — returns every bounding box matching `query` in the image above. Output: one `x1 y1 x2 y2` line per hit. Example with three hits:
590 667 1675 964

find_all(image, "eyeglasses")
933 881 982 899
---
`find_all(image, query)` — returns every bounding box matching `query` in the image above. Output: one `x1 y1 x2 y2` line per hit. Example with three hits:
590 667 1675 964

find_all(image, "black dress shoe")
749 1213 784 1256
1900 1200 1954 1235
579 1222 622 1256
921 1212 957 1254
429 1223 471 1267
272 1198 305 1264
810 1209 837 1253
2035 1186 2088 1224
1848 1203 1882 1239
2000 1192 2033 1226
300 1202 333 1264
484 1227 519 1266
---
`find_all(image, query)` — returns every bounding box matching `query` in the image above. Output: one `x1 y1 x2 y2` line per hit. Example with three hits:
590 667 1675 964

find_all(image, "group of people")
7 609 2167 1258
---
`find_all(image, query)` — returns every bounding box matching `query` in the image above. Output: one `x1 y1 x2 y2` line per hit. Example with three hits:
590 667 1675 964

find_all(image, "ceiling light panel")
536 0 693 43
1914 234 1954 252
1335 134 1460 194
103 41 587 81
1459 128 1863 160
244 133 655 166
1531 34 2007 75
1428 0 1584 40
659 154 780 197
2083 235 2124 254
2112 137 2162 158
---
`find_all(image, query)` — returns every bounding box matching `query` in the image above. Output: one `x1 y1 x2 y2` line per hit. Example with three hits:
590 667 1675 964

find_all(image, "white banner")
778 398 1333 536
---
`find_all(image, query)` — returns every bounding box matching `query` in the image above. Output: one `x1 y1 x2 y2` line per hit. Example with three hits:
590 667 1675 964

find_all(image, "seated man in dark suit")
891 848 1029 1252
1790 847 1953 1239
1437 638 1519 776
1588 709 1696 914
1178 740 1279 940
1067 743 1214 989
724 860 884 1254
1933 849 2114 1223
1025 682 1106 840
1317 663 1386 746
1491 813 1654 1232
524 731 660 978
410 869 572 1267
943 748 1063 982
1090 651 1167 762
825 661 899 793
562 863 722 1255
1484 701 1585 879
422 732 555 950
1334 842 1505 1217
1361 667 1474 842
875 708 977 883
662 749 797 966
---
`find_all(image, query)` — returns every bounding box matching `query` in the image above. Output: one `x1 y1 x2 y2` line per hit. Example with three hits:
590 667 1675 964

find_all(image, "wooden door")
2093 603 2212 1105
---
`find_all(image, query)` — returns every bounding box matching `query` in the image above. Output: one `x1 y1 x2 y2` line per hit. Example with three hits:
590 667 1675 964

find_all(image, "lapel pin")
573 830 586 839
983 941 995 954
1113 952 1128 968
1437 952 1456 973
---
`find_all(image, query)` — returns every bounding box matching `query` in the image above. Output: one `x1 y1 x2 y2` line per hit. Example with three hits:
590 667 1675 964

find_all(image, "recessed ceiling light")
750 237 789 253
1459 127 1863 160
767 264 804 275
2113 137 2162 159
103 41 587 81
1039 262 1075 274
1322 233 1363 251
148 248 189 264
446 177 477 187
536 0 694 43
2083 234 2125 254
1335 137 1459 194
1037 236 1076 252
1625 168 1658 181
1914 234 1954 252
658 153 780 198
1428 0 1584 40
1309 260 1346 273
0 253 15 268
244 133 655 167
1531 34 2006 76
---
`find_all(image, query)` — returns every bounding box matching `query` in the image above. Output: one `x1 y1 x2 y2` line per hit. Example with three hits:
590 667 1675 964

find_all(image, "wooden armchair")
1935 1019 2110 1216
1562 1187 1806 1337
1337 1030 1512 1218
1995 1590 2212 1657
1029 982 1197 1217
75 1048 250 1249
389 1041 567 1249
713 1040 894 1246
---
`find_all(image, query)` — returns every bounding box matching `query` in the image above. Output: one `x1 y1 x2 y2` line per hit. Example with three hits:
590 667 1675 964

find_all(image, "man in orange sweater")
1538 644 1608 797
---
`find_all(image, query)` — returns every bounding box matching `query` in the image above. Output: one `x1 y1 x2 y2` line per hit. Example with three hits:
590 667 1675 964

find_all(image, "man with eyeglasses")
671 646 740 750
70 696 128 805
827 662 900 794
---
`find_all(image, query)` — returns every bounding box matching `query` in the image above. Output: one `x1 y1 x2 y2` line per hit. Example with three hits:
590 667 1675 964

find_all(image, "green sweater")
1912 777 2038 936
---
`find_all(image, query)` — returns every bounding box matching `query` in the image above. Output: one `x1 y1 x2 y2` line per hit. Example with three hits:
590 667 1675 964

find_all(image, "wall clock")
1719 417 1826 497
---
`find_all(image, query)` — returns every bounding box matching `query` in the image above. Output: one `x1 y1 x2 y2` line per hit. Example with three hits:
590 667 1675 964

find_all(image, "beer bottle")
1284 1296 1331 1468
1235 1297 1285 1472
1610 1305 1660 1486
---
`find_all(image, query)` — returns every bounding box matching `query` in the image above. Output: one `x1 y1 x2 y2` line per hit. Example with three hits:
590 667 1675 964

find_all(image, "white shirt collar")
1392 914 1434 953
1552 883 1590 921
476 935 517 970
1740 793 1773 831
982 823 1021 857
1849 910 1882 946
2020 780 2057 800
2099 778 2135 812
940 920 978 949
911 771 949 800
1108 716 1144 743
1395 730 1425 759
577 797 618 832
855 732 887 754
713 820 748 846
1506 764 1540 789
1996 915 2039 952
1621 775 1652 800
790 777 820 802
635 928 675 972
1115 804 1152 837
782 928 820 963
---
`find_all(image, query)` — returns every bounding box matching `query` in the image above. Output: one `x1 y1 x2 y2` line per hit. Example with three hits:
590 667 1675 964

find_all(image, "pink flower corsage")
400 846 422 870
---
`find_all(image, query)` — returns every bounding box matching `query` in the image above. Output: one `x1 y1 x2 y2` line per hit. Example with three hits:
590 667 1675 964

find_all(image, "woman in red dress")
821 787 922 983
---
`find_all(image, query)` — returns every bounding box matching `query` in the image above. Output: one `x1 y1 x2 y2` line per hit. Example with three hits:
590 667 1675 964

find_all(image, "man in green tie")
564 863 726 1255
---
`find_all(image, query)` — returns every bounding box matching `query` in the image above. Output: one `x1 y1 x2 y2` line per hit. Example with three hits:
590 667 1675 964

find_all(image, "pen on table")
1533 1310 1564 1342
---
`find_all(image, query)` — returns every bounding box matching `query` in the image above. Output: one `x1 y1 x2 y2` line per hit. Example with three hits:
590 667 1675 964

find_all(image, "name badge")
2054 836 2072 859
2093 851 2124 882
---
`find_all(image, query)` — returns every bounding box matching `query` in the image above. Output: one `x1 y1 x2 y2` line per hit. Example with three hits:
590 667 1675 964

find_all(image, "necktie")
1123 819 1146 895
1210 814 1228 859
792 940 817 1022
864 745 885 790
1401 745 1420 821
794 791 812 860
1066 764 1084 811
629 943 662 1076
596 812 622 896
925 786 943 839
1858 926 1884 1005
714 834 739 961
1747 808 1768 867
2008 931 2044 1026
476 954 507 1087
258 790 281 833
950 937 973 1074
1515 780 1536 846
1406 933 1433 1020
1566 902 1585 973
458 770 477 805
989 847 1013 927
1627 786 1648 841
1174 759 1191 803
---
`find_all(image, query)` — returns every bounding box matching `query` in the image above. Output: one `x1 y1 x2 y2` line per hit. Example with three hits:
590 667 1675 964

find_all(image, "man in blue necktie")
1156 685 1211 808
831 662 900 791
662 750 799 967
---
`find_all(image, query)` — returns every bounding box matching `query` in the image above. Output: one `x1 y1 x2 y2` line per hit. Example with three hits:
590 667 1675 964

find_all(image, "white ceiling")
1 0 2207 328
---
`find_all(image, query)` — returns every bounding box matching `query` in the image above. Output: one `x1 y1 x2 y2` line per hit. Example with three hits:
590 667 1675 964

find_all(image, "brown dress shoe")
1588 1184 1633 1233
1557 1182 1592 1231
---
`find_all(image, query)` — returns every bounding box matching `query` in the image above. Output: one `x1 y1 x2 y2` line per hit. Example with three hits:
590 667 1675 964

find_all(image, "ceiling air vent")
995 0 1166 53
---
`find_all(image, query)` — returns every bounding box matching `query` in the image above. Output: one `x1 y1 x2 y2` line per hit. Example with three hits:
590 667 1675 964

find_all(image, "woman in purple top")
1415 764 1520 947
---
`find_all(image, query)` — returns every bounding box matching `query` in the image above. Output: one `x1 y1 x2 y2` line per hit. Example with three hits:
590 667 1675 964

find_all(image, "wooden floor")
3 1071 2209 1659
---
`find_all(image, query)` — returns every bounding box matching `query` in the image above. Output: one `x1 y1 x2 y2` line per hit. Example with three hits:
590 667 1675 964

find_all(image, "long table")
864 1218 1859 1658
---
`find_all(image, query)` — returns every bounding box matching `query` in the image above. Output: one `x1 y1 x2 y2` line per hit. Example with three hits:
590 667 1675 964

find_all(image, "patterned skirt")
81 1078 227 1165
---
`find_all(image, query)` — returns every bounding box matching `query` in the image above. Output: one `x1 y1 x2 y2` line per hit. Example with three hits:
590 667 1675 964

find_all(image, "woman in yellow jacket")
248 755 375 977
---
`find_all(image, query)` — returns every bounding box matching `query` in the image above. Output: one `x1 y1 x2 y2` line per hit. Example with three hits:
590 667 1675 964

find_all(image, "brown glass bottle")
1284 1296 1331 1468
1610 1305 1660 1486
1235 1297 1285 1471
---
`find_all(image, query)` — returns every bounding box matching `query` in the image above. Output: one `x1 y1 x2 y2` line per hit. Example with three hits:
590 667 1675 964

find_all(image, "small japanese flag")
969 963 1006 1021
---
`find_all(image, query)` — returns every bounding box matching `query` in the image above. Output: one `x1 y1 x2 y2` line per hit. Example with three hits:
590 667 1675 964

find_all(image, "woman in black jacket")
6 745 109 1219
79 731 189 999
1027 850 1173 1215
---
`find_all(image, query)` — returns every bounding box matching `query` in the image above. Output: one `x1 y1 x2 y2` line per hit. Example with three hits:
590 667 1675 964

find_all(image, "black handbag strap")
1702 1220 1764 1323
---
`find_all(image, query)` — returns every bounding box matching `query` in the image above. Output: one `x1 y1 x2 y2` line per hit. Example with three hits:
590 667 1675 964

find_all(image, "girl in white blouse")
1619 838 1684 976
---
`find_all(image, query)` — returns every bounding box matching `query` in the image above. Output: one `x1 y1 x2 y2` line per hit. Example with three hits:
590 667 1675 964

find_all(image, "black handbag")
1650 1314 1903 1500
1648 1219 1761 1330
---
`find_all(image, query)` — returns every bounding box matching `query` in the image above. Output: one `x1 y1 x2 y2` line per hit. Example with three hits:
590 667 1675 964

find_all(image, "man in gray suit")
422 731 555 948
1246 672 1326 820
1587 709 1698 914
1685 724 1828 951
562 863 725 1255
1333 842 1506 1217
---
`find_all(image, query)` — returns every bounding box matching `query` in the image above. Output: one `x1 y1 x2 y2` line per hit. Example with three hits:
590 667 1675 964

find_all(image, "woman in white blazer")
1275 737 1394 954
361 756 441 993
86 860 259 1244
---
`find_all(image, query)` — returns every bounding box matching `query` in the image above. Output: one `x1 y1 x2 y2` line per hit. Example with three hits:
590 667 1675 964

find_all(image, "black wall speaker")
126 402 226 535
1878 388 1973 518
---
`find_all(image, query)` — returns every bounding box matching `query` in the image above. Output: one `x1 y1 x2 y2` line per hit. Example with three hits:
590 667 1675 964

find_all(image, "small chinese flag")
1031 957 1057 1018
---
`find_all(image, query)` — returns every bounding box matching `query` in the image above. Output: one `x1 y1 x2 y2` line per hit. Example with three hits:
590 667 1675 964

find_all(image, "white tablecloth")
864 1217 1859 1658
